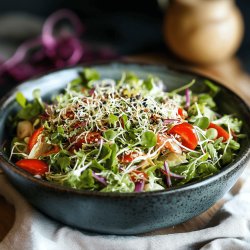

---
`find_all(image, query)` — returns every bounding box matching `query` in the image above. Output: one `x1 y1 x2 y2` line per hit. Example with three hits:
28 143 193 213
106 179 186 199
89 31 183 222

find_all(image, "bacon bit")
65 111 75 119
72 121 87 129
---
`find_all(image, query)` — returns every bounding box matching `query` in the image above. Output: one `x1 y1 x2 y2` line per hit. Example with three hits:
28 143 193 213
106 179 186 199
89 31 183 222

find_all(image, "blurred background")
0 0 249 96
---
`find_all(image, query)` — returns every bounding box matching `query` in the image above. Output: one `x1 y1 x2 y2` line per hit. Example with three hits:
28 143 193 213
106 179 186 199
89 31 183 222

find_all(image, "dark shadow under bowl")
0 62 250 235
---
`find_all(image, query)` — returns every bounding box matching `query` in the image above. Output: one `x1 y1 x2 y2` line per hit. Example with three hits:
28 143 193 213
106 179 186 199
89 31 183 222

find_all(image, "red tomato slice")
130 170 148 183
15 159 48 175
85 132 101 143
73 132 101 150
208 123 229 142
178 108 187 119
27 127 44 152
118 152 140 164
168 123 198 150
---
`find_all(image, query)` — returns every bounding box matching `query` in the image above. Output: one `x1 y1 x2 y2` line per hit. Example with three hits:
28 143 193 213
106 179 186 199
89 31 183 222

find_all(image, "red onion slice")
42 9 85 49
92 171 107 186
169 172 185 180
163 118 181 124
164 161 172 187
185 88 191 109
0 9 116 84
1 38 42 71
134 180 145 192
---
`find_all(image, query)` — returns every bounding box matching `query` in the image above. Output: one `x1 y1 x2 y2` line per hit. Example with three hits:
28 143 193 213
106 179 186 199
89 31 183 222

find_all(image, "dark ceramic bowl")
0 62 250 235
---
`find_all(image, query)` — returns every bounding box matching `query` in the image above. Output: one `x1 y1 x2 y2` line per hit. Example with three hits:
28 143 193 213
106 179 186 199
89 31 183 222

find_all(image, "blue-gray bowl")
0 62 250 235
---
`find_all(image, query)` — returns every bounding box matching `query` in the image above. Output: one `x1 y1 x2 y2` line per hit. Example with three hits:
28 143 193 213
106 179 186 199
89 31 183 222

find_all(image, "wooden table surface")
0 54 250 241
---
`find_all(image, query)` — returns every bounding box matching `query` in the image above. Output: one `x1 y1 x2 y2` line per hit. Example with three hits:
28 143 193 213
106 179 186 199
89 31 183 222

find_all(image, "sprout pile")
10 68 243 192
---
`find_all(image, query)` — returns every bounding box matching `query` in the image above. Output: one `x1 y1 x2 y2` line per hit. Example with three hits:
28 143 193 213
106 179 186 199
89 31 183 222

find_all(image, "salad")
10 68 243 192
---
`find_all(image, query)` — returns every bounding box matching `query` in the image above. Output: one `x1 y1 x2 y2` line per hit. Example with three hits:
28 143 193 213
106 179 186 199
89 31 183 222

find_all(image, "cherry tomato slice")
73 132 101 150
168 123 198 150
208 123 229 142
27 127 44 152
15 159 48 175
118 152 140 164
178 108 187 119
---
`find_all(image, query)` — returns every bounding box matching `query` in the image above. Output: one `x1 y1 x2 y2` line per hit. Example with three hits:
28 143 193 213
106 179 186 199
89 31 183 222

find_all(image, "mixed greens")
10 68 243 192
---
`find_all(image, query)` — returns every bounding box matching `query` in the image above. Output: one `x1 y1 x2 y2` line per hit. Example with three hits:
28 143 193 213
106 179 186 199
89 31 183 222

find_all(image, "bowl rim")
0 60 250 198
